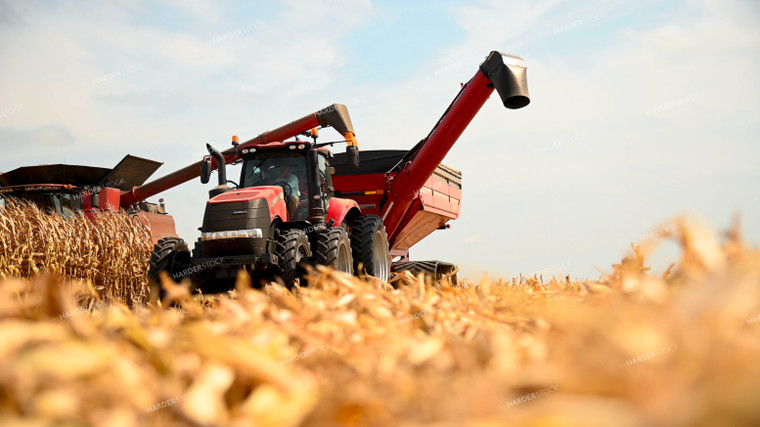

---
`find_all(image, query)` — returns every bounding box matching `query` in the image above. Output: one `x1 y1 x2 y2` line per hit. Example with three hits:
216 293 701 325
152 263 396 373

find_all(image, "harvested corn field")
0 217 759 426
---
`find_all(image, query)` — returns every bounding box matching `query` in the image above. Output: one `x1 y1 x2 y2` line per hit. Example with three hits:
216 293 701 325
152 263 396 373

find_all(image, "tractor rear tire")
274 229 311 288
350 215 391 282
316 227 354 275
148 237 193 300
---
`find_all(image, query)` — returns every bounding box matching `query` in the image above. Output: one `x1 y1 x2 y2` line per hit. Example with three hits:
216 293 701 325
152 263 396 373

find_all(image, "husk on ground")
0 212 759 426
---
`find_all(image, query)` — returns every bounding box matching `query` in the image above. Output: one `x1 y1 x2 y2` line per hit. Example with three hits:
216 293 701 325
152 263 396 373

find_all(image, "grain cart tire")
274 229 311 287
148 237 193 300
350 215 391 282
316 227 354 275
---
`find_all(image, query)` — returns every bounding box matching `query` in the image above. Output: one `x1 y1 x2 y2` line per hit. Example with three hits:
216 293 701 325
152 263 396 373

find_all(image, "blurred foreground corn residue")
1 217 759 426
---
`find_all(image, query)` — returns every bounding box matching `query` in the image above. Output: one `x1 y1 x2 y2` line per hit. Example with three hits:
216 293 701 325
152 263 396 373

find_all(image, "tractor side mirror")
200 157 212 184
346 145 359 169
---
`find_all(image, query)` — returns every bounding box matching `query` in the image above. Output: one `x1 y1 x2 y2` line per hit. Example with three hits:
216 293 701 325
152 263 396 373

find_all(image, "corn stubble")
1 203 759 426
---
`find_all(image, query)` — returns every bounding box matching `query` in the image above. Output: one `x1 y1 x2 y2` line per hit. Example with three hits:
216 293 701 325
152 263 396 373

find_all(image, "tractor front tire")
350 215 391 282
148 237 193 300
274 229 311 288
316 227 354 275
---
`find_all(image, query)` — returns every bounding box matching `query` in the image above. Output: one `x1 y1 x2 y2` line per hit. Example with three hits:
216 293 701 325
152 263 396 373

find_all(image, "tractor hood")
207 186 289 222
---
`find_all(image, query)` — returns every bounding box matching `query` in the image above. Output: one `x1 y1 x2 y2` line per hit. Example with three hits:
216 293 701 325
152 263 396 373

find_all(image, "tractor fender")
327 198 361 227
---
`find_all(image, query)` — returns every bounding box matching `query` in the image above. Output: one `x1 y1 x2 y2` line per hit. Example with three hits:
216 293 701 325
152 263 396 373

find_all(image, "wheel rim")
337 242 352 273
296 243 309 263
372 230 390 281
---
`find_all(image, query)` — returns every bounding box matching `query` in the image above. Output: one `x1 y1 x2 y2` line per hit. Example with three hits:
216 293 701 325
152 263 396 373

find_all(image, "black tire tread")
148 237 191 298
350 215 390 279
275 229 310 287
315 227 353 274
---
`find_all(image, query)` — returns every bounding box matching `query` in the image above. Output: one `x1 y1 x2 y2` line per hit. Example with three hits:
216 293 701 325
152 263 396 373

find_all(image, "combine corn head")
0 155 177 243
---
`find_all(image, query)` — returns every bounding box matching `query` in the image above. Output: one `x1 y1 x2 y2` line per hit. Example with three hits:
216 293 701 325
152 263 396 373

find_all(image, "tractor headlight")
201 228 263 241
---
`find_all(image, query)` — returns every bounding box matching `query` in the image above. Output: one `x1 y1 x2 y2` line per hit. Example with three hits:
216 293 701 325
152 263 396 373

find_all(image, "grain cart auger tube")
148 50 529 296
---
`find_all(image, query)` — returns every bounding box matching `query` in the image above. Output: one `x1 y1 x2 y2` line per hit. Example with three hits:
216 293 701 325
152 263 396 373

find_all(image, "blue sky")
1 0 758 280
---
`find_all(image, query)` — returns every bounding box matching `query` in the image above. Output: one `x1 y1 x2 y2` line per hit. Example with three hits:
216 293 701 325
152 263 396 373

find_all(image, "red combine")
139 51 529 291
0 155 177 244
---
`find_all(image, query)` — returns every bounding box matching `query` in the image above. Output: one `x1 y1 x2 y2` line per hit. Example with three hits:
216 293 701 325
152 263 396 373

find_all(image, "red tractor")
144 51 530 291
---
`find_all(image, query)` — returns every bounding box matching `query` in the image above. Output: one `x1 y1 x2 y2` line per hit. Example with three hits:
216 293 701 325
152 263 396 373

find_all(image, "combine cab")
144 50 529 291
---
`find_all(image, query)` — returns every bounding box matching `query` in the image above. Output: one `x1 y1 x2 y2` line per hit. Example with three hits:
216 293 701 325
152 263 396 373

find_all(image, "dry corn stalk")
0 199 152 305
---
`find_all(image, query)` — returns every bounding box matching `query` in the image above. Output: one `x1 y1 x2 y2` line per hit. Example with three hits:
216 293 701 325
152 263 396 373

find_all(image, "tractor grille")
202 199 270 232
201 199 270 258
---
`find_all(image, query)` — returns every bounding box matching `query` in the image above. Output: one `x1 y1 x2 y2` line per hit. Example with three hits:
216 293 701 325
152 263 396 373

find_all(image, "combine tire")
316 227 354 275
350 215 391 281
148 237 193 299
274 229 311 287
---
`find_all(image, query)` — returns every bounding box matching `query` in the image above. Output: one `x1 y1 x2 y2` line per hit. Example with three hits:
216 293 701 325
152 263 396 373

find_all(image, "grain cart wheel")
274 229 311 287
350 215 391 282
316 227 354 275
148 237 193 300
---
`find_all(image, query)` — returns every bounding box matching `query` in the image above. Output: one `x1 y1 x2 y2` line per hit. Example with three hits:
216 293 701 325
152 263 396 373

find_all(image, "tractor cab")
238 140 335 222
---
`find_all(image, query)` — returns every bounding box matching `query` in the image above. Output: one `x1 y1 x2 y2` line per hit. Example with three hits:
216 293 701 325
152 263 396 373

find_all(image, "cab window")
318 154 333 201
